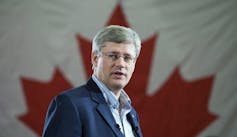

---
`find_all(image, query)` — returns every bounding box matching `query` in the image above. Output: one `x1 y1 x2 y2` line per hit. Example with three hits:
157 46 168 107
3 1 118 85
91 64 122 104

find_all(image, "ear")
91 52 99 69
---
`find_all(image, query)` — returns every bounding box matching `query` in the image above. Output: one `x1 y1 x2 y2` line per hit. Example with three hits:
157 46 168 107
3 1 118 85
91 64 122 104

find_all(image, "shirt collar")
92 75 131 110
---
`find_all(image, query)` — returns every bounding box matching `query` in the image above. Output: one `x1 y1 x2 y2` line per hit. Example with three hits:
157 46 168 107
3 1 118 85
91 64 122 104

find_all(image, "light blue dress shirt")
92 75 135 137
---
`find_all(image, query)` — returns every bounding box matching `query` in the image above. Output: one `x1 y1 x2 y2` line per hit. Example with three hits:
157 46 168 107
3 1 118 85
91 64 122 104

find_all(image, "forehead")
101 42 136 56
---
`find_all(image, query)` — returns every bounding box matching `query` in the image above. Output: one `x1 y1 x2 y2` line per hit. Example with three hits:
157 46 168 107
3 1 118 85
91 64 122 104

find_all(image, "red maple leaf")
139 68 217 137
19 2 218 137
19 68 72 135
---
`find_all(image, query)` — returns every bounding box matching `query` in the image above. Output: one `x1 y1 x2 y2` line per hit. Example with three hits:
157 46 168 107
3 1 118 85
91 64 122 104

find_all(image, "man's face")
92 42 137 92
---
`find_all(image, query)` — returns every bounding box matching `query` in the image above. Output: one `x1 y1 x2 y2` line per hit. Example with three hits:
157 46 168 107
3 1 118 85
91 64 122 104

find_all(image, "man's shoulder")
59 78 100 98
60 82 88 97
53 78 103 103
51 83 90 106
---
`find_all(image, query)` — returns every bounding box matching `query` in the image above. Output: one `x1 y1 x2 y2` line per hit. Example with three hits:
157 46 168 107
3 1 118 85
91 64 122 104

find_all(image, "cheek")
98 60 111 72
96 60 105 74
128 64 135 75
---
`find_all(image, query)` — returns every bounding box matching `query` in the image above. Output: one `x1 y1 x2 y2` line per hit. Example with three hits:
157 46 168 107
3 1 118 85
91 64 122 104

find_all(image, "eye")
108 54 118 60
124 55 132 62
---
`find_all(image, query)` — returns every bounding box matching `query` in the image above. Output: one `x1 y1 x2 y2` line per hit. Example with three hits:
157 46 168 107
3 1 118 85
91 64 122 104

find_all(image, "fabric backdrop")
0 0 236 137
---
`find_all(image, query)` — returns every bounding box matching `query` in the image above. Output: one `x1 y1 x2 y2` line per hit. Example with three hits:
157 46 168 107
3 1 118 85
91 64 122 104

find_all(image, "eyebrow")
107 51 133 57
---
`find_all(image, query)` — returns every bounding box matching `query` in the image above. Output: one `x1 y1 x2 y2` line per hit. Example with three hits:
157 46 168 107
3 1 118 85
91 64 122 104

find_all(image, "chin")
110 79 128 89
114 83 127 90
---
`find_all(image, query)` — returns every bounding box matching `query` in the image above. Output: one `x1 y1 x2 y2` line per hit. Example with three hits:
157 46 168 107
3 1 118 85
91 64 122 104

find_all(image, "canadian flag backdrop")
0 0 237 137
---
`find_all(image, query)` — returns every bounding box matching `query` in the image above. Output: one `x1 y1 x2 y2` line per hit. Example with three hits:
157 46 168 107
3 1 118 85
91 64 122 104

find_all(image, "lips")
114 72 124 75
111 71 126 78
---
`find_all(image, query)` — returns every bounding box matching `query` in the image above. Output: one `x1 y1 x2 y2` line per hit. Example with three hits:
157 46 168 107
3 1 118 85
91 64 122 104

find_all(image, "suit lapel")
127 110 142 137
87 78 124 137
96 104 124 137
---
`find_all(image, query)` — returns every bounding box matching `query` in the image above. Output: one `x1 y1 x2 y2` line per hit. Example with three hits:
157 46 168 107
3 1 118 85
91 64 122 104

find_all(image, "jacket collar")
86 78 125 137
86 78 142 137
127 110 143 137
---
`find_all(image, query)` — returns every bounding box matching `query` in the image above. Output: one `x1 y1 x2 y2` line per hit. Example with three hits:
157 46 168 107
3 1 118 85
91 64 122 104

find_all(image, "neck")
92 74 122 99
111 90 121 100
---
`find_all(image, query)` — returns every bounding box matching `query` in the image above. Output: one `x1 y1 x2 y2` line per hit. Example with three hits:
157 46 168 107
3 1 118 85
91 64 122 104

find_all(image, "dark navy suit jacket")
42 78 143 137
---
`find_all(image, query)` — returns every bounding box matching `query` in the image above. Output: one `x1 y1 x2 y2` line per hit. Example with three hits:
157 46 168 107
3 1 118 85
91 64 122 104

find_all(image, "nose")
115 56 126 67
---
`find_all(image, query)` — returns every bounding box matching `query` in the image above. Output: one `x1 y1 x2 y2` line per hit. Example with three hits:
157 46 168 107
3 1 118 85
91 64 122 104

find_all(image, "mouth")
111 71 126 79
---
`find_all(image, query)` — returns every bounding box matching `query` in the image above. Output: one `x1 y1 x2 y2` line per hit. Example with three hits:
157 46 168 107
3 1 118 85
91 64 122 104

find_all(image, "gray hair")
92 25 141 57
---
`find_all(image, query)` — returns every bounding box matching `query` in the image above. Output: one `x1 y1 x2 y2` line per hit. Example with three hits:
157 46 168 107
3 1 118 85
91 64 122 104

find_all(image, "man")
42 25 143 137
